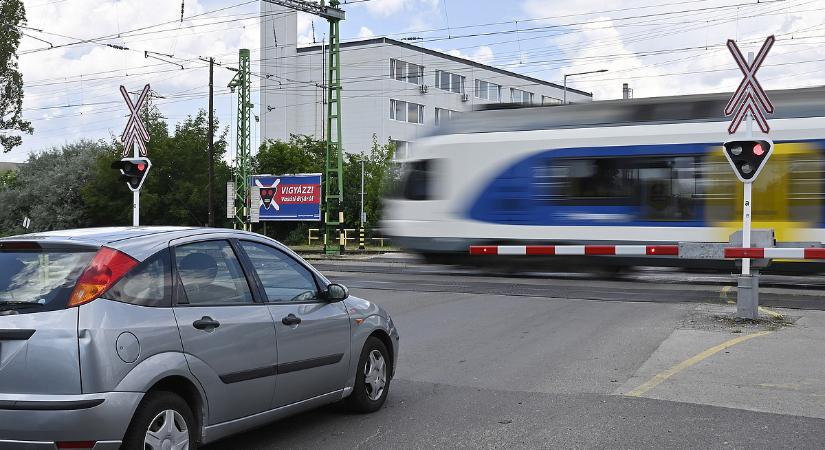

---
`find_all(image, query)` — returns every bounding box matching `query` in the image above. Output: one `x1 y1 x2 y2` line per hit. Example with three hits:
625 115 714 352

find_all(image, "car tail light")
68 247 138 307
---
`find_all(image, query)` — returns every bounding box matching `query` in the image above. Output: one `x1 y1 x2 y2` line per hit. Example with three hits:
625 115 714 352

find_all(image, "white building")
260 4 593 158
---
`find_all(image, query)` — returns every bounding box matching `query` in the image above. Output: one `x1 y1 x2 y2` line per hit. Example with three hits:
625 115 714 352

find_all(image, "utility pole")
360 151 365 227
229 49 253 231
261 0 345 253
208 57 215 227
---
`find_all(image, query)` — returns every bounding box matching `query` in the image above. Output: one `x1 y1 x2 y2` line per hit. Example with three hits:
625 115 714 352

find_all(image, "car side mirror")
325 283 349 302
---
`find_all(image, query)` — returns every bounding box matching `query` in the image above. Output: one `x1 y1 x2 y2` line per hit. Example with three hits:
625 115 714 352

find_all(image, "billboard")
251 173 322 221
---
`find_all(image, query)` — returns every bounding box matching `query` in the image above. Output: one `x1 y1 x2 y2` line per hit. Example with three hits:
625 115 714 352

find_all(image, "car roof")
1 226 201 246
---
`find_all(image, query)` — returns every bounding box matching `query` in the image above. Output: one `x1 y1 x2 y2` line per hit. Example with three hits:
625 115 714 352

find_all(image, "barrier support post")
736 270 759 319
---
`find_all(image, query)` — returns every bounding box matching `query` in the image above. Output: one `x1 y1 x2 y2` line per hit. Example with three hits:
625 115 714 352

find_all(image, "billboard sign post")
251 174 322 221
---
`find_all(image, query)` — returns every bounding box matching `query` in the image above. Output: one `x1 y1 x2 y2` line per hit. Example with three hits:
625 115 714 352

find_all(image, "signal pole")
208 57 215 227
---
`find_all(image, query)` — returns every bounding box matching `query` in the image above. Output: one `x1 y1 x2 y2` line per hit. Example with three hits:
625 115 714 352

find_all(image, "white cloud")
10 0 261 161
444 45 495 65
358 26 376 39
359 0 440 17
520 0 825 100
296 12 316 45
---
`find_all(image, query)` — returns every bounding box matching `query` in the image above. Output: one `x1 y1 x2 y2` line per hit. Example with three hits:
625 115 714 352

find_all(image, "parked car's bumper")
0 392 143 448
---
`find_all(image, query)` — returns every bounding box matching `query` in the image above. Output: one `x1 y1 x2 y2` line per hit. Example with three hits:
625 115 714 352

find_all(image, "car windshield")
0 250 95 311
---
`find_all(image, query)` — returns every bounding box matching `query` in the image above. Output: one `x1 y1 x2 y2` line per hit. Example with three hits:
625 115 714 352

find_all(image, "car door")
171 238 278 425
237 240 351 408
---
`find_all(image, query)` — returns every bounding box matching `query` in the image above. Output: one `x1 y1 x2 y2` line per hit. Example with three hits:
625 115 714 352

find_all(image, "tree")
0 140 112 235
0 169 17 191
342 134 397 229
0 0 33 152
82 108 232 227
253 134 325 175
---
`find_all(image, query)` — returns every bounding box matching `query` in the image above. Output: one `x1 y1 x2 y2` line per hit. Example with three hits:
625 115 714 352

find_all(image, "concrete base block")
736 274 759 319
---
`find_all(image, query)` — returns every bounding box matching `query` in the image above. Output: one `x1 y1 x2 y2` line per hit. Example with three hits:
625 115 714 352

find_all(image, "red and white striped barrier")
724 247 825 259
469 245 679 256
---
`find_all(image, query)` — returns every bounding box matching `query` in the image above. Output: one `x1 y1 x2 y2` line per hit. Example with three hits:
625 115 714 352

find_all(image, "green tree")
0 169 17 191
253 134 325 175
0 140 112 235
0 0 33 152
82 108 232 227
342 134 396 229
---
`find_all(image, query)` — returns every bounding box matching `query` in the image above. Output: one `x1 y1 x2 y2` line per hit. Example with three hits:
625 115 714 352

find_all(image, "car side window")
106 249 172 307
239 241 320 303
174 240 254 305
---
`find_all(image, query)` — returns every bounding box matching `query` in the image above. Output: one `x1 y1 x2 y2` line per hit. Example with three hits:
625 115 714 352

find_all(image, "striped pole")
724 247 825 259
469 245 679 256
359 228 366 250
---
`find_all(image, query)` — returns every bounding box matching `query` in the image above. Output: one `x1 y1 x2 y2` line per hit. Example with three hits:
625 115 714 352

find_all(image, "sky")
6 0 825 162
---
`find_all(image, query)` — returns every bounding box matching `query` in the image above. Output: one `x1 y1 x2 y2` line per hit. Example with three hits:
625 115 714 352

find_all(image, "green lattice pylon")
229 49 252 230
323 9 344 254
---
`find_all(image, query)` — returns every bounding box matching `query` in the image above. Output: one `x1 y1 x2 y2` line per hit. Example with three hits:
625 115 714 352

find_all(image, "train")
381 87 825 273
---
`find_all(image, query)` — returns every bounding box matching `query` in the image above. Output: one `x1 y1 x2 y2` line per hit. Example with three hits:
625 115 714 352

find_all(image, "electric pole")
208 57 215 227
229 49 253 231
261 0 345 253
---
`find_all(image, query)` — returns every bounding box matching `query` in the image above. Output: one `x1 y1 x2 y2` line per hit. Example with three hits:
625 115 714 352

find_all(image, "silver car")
0 227 399 450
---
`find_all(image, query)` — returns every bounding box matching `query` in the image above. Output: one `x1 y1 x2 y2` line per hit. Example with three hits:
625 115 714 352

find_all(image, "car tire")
345 336 391 413
122 391 198 450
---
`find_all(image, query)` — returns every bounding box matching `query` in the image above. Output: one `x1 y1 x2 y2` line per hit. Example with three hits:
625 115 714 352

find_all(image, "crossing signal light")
722 139 773 182
111 157 151 191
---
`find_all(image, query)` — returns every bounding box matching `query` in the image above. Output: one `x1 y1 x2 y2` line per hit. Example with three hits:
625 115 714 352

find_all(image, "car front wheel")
122 391 197 450
346 336 391 413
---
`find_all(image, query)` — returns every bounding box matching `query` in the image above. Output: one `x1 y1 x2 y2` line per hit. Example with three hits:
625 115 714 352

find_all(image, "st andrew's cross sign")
725 36 774 134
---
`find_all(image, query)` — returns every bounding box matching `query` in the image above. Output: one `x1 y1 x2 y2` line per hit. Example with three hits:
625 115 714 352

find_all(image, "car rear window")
0 249 96 313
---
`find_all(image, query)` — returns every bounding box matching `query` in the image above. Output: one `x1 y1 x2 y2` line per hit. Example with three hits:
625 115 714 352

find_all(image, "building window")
511 88 533 105
475 79 501 102
390 99 424 124
435 108 458 125
390 59 424 85
435 70 465 94
542 95 562 105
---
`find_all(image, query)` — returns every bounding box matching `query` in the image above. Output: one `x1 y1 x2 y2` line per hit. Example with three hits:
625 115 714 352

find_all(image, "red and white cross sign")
120 84 151 157
725 36 774 134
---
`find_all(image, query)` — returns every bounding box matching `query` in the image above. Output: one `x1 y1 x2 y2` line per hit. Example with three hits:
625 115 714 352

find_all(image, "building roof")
297 36 593 98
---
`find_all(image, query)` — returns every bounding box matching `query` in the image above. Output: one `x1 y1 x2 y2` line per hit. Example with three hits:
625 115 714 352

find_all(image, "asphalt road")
203 264 825 449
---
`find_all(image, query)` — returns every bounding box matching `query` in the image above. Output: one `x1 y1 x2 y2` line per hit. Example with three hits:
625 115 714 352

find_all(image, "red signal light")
753 143 765 156
137 163 146 171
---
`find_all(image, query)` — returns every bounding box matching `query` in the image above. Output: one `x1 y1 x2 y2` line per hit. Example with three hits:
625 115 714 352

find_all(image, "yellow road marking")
625 330 772 397
758 306 784 319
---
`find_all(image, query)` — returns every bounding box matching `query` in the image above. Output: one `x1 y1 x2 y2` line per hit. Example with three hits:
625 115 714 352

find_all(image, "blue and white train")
381 87 825 272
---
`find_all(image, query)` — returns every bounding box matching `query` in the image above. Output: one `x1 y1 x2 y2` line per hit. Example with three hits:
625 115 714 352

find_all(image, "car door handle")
193 316 220 331
282 314 302 326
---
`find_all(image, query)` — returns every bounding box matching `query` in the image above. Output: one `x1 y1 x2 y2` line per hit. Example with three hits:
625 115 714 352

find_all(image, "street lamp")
563 69 608 104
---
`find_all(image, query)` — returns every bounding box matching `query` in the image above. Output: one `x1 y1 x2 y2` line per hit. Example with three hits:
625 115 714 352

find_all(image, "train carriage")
381 87 825 272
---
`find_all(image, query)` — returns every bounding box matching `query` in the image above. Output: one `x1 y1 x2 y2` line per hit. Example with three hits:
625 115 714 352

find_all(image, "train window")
538 155 703 220
390 159 440 201
539 158 639 206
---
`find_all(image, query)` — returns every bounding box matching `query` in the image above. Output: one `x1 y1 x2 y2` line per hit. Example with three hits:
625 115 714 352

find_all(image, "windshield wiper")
0 301 43 311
